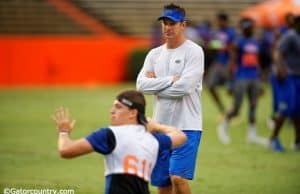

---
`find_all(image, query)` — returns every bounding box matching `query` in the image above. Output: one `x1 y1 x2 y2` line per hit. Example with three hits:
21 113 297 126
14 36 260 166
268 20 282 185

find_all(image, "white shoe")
217 123 230 144
291 142 300 151
247 134 268 147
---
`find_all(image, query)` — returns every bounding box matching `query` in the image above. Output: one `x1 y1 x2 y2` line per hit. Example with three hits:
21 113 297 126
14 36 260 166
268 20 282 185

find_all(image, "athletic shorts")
271 75 299 118
151 130 202 187
206 63 228 87
232 79 260 112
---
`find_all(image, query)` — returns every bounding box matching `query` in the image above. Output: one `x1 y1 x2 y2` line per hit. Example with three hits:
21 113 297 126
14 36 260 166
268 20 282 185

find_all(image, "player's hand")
52 107 76 134
146 117 159 133
146 71 156 78
172 75 180 83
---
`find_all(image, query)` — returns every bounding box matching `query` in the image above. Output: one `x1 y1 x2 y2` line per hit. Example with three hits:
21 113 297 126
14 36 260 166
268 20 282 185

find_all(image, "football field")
0 83 299 194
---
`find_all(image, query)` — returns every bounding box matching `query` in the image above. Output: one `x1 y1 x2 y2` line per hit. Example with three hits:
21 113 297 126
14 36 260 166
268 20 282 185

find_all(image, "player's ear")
129 109 138 120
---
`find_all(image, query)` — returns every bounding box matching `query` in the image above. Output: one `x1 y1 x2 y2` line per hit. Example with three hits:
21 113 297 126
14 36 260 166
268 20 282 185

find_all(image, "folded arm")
136 52 173 94
157 49 204 98
136 71 174 94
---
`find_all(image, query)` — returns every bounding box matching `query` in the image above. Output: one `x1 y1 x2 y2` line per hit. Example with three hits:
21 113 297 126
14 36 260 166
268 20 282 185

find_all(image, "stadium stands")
0 0 260 36
0 0 90 34
70 0 261 36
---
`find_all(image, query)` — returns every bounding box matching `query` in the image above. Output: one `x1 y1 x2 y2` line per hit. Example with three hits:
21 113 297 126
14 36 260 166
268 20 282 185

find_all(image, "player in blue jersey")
217 18 267 146
52 90 187 194
207 12 236 114
267 13 295 130
269 15 300 152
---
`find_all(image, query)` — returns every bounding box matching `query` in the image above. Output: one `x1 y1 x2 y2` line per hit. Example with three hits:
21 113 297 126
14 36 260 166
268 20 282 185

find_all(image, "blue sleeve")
152 133 172 153
228 28 236 43
86 128 116 155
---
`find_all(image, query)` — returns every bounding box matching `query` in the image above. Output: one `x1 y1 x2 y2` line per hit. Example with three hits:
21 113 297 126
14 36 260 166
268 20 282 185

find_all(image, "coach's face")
110 100 137 125
161 18 185 40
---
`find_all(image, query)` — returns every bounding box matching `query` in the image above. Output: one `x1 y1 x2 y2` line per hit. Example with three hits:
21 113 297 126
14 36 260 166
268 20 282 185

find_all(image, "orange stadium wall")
0 36 149 86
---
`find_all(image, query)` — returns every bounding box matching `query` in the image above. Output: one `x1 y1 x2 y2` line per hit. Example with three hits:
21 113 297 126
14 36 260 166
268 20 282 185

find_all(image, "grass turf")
0 83 299 194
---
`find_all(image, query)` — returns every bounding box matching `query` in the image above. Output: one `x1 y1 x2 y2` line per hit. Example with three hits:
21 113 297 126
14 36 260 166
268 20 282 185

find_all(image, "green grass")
0 83 299 194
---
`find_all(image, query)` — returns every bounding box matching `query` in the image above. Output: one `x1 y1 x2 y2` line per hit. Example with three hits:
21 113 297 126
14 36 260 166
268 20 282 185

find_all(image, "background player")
269 15 300 152
217 18 267 146
206 12 236 114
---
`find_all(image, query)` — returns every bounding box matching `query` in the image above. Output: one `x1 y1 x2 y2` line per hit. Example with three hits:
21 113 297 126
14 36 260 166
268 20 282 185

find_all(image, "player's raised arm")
146 118 187 148
52 107 93 158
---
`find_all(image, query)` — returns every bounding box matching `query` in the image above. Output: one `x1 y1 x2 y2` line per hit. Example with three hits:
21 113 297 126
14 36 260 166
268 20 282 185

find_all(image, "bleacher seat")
0 0 260 36
0 0 90 34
